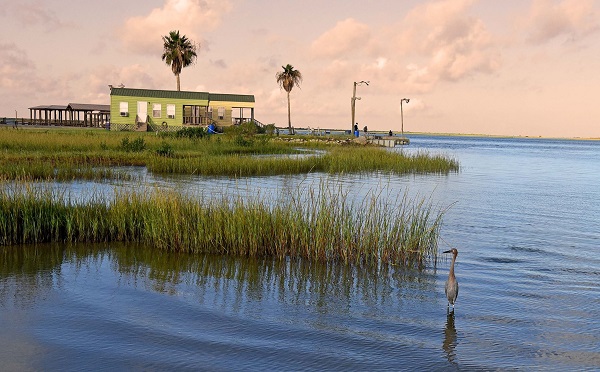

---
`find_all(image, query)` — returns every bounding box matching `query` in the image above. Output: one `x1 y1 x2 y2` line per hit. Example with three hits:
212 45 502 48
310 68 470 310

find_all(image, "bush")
234 135 253 147
224 121 259 137
120 137 146 152
156 141 175 157
174 126 207 139
263 124 276 135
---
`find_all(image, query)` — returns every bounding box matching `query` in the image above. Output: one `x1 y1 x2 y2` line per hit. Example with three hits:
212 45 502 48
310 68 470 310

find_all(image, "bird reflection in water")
443 311 458 364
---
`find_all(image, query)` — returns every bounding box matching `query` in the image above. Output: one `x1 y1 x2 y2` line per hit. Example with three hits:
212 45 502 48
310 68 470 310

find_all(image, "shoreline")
2 122 598 141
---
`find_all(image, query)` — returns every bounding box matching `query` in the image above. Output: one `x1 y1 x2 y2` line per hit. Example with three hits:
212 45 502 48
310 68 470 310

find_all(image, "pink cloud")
525 0 599 44
364 0 499 94
1 1 74 31
311 18 372 58
0 42 74 114
120 0 232 55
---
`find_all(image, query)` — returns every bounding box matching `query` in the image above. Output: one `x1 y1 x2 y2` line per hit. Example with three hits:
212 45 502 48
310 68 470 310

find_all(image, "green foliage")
263 124 276 135
120 137 146 152
173 126 207 139
224 122 259 137
156 141 175 157
233 135 253 147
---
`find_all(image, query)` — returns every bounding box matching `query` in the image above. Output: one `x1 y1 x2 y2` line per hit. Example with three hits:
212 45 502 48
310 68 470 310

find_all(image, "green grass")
0 127 458 180
0 182 444 267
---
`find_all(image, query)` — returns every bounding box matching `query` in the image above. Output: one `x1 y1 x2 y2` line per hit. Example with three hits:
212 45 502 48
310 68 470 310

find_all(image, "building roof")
67 103 110 112
110 87 255 103
209 93 255 103
110 87 210 100
29 105 67 110
29 104 110 112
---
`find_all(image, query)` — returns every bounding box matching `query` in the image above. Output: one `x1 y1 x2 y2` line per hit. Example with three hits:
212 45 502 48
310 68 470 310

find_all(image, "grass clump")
148 147 458 177
0 182 444 267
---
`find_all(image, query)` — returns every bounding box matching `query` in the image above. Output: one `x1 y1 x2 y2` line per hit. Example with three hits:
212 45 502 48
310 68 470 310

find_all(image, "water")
2 135 600 370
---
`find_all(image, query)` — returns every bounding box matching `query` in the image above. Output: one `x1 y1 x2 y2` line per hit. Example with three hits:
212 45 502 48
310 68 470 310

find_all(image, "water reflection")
443 312 458 364
0 243 65 308
1 242 439 315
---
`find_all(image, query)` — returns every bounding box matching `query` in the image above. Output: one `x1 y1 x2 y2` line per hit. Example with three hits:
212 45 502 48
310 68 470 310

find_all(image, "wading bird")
444 248 459 312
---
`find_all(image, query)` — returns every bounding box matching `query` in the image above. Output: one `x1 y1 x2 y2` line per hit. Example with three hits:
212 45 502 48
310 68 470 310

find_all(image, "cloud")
385 0 501 90
0 42 68 96
311 18 372 58
211 59 227 69
120 0 232 55
524 0 599 44
1 1 74 31
303 0 501 98
86 64 161 96
0 42 74 113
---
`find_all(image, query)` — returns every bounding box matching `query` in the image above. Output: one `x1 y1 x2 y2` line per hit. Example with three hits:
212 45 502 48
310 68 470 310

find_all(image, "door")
137 101 147 123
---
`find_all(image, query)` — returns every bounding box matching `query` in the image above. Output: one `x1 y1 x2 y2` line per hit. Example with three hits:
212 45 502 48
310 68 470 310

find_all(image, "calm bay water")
1 135 600 370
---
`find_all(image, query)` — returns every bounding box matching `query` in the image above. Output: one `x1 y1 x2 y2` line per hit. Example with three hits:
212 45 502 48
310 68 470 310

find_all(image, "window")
218 107 225 120
167 104 175 119
183 105 202 124
119 102 129 117
152 103 161 118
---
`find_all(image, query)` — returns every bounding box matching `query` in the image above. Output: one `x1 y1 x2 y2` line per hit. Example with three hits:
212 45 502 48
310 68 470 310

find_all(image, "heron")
444 248 459 312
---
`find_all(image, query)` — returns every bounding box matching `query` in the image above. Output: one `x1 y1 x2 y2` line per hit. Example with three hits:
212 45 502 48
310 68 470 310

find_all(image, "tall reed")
0 182 444 267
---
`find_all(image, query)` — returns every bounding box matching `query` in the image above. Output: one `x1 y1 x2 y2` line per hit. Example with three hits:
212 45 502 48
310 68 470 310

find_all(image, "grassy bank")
0 183 443 267
0 127 458 180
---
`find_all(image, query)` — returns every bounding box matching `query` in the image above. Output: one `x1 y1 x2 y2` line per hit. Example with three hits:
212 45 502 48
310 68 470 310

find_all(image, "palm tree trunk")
287 90 292 134
176 74 181 91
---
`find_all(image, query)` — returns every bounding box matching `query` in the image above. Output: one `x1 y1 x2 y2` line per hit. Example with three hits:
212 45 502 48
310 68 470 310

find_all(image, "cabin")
109 87 255 131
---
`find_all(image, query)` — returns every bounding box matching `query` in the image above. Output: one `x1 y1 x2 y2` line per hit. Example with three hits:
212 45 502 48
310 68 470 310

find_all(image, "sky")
0 0 599 138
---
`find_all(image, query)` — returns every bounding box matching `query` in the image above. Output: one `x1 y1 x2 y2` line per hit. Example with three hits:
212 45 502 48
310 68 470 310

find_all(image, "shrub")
156 141 175 157
174 126 207 139
120 137 146 152
234 135 253 147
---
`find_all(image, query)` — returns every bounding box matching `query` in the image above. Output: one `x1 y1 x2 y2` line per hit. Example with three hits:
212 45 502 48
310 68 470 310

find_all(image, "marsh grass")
148 147 458 176
0 182 444 267
0 128 458 180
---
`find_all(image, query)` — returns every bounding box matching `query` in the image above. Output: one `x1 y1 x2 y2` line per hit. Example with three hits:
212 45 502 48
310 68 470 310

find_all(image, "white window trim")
167 104 175 119
119 102 129 117
152 103 161 118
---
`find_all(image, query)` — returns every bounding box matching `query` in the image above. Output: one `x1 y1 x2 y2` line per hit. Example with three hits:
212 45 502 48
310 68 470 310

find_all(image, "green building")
109 87 255 131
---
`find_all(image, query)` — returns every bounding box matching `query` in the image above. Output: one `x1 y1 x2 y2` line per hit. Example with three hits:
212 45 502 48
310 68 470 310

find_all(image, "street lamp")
400 98 410 138
351 81 369 134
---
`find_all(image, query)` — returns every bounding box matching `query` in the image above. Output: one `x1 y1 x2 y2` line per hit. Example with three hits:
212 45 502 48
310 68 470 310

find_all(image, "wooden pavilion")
28 103 110 127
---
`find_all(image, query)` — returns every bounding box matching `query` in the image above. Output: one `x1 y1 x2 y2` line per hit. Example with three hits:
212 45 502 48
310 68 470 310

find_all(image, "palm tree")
161 30 198 91
276 64 302 133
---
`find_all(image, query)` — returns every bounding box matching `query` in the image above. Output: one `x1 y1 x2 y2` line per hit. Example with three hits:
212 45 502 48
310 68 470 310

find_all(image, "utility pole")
400 98 409 138
351 81 369 134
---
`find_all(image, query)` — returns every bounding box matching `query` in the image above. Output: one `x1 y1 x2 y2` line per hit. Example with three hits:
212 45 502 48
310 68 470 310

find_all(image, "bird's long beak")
443 249 452 253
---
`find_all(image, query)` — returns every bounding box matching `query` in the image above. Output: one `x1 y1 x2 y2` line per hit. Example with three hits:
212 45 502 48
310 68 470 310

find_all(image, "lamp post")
400 98 410 138
351 81 369 134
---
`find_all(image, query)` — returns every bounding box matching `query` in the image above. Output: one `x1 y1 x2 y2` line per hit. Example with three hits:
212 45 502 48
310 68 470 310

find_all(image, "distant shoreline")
400 131 600 141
